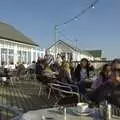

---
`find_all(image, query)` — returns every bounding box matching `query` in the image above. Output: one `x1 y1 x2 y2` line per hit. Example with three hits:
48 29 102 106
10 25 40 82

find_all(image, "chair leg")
48 88 52 99
38 86 42 96
64 107 67 120
10 78 14 86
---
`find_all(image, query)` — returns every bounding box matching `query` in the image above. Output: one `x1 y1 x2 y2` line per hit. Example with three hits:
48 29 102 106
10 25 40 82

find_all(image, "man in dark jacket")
35 58 45 82
88 59 120 107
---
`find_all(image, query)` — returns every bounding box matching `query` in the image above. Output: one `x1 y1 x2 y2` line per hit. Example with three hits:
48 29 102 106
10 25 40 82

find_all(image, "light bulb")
74 18 78 21
92 5 95 8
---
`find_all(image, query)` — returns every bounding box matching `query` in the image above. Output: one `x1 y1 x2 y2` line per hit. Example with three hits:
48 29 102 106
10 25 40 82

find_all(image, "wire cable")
56 0 100 28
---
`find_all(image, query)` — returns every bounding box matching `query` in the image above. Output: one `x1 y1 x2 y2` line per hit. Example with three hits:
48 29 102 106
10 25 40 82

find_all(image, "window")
41 53 44 58
37 52 40 58
18 51 32 64
28 52 31 64
22 51 27 64
1 48 14 65
33 52 36 61
17 51 22 63
61 52 65 58
8 49 14 64
67 52 73 61
1 48 7 65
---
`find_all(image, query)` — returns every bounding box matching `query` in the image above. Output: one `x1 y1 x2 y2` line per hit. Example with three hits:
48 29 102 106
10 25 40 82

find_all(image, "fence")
72 60 111 69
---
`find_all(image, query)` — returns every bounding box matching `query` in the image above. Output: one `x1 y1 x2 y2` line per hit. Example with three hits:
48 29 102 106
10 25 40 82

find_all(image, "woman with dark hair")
75 58 90 81
91 63 111 90
88 59 120 107
74 58 92 94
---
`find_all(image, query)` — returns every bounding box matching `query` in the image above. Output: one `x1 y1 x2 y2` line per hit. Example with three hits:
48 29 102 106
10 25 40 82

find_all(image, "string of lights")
54 0 100 58
57 30 79 48
55 0 100 28
57 30 73 41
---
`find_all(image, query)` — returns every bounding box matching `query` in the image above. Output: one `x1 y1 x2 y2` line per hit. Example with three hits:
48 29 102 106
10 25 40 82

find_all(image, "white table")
21 107 93 120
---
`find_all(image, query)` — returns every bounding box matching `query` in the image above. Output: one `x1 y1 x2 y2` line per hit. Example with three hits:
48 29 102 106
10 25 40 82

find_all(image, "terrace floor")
0 80 55 112
0 79 93 120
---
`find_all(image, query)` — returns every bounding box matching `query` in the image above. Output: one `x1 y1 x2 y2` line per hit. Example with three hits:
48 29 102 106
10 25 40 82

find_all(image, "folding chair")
48 82 91 106
54 81 79 93
48 83 73 100
48 84 80 112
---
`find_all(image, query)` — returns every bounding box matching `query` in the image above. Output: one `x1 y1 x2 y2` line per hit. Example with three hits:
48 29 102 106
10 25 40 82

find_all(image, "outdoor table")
21 107 93 120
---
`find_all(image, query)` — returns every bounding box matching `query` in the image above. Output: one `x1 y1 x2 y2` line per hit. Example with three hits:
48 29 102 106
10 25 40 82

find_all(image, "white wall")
47 43 95 61
0 38 42 65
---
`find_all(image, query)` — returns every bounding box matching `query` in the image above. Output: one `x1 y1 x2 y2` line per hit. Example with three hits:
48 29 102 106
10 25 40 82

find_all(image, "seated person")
75 58 93 94
88 59 120 107
59 61 73 84
91 63 111 90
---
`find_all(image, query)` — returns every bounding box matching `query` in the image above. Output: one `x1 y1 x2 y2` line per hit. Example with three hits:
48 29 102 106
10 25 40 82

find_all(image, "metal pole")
75 39 78 61
54 25 57 59
64 107 67 120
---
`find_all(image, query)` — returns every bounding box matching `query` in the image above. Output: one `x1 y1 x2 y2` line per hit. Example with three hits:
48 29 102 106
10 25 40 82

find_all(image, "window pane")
33 52 36 61
28 52 31 64
17 51 22 63
23 51 27 64
9 56 14 64
8 49 14 64
1 48 7 65
9 49 14 54
1 48 7 54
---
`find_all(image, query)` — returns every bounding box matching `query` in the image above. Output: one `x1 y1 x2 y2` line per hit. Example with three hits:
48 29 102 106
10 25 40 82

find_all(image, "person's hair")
80 58 89 68
112 59 120 65
32 61 36 63
100 63 111 82
1 61 4 65
76 58 90 78
100 64 111 76
10 62 14 65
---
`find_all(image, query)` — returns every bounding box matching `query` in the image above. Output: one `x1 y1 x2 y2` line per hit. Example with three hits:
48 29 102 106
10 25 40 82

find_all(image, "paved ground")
0 79 93 120
0 80 55 111
1 79 120 120
0 79 56 119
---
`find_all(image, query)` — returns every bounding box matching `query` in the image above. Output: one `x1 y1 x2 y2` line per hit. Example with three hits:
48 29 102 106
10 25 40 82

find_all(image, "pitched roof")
85 50 102 58
47 40 93 57
0 22 38 46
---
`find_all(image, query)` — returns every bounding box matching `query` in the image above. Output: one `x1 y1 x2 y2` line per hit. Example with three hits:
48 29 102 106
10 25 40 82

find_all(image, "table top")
21 107 93 120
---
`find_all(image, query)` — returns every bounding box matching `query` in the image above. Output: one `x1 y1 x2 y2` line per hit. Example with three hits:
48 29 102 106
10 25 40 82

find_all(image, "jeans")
78 81 86 94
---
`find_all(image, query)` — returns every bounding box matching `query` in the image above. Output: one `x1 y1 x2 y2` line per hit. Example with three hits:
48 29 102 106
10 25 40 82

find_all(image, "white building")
47 40 95 61
0 22 44 65
39 48 46 58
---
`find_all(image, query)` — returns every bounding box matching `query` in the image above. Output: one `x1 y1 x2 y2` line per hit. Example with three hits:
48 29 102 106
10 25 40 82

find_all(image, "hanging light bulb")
91 3 95 9
92 5 95 8
74 17 78 21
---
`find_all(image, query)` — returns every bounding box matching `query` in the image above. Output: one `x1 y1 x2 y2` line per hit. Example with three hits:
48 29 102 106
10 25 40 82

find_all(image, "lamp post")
54 25 57 59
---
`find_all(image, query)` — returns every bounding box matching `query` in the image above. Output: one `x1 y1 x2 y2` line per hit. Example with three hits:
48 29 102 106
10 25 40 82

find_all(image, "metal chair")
48 84 80 108
0 104 23 120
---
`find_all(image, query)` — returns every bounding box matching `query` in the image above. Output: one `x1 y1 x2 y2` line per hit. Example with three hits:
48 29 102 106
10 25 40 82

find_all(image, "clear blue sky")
0 0 120 59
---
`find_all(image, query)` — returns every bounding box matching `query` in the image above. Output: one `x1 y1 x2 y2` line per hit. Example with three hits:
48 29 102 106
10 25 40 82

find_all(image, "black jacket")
35 61 44 75
74 64 91 82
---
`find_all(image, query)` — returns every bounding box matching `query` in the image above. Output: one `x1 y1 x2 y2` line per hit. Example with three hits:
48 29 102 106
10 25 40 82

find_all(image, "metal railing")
0 104 23 120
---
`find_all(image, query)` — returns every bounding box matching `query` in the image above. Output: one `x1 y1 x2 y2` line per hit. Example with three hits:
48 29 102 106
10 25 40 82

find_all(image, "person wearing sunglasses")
88 59 120 107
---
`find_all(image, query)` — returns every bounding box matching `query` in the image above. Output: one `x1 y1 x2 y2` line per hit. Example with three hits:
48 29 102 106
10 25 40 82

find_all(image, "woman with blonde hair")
60 60 73 83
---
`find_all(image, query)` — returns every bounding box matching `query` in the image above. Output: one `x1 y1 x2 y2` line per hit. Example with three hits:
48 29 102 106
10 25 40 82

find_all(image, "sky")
0 0 120 59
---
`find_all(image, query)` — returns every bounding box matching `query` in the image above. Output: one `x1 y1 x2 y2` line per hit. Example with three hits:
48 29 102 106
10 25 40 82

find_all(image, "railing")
0 104 23 120
112 105 120 119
